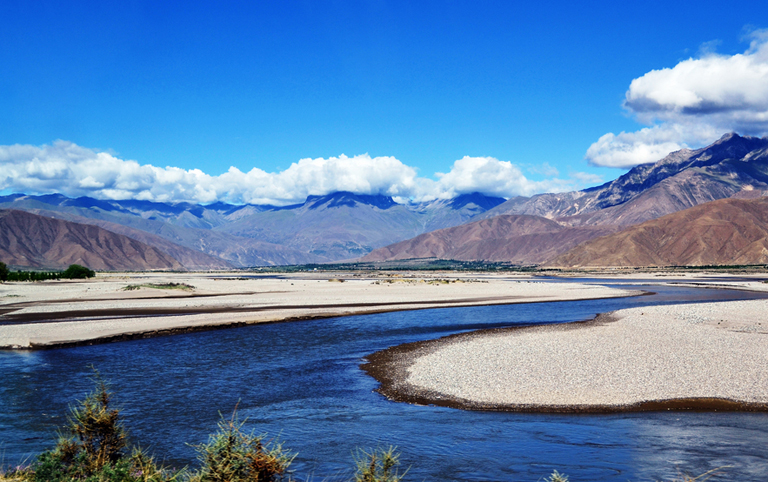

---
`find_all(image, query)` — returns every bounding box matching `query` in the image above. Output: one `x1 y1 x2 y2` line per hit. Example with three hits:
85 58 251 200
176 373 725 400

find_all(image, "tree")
0 261 8 282
61 264 96 279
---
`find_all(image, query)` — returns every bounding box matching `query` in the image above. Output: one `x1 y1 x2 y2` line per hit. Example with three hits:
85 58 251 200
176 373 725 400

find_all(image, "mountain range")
364 133 768 266
0 190 505 269
3 133 768 270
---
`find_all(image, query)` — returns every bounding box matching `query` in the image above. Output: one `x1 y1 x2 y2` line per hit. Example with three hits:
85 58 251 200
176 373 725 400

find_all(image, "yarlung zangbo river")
1 281 767 481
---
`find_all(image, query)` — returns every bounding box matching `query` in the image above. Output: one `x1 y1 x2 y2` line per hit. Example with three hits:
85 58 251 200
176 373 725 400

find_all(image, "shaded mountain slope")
19 209 233 270
362 215 618 264
483 133 768 225
547 197 768 267
0 210 183 270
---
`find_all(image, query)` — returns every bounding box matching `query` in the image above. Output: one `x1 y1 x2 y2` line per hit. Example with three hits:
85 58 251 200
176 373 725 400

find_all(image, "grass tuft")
123 283 195 291
353 446 407 482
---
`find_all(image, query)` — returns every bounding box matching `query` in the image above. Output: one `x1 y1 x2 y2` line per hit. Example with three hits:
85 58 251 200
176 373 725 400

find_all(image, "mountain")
14 209 234 270
216 191 506 260
0 209 183 270
362 133 768 266
362 215 618 264
483 133 768 226
0 191 505 265
547 197 768 267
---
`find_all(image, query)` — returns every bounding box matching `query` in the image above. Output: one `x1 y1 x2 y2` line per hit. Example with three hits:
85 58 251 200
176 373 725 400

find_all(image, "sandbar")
0 272 636 349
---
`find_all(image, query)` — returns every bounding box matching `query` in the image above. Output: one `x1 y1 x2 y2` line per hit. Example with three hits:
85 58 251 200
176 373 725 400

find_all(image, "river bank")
365 285 768 412
0 271 637 349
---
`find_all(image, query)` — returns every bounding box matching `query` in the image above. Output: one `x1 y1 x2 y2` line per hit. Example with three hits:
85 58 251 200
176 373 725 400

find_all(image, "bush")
27 371 178 482
189 410 295 482
61 264 96 279
0 261 8 281
353 447 406 482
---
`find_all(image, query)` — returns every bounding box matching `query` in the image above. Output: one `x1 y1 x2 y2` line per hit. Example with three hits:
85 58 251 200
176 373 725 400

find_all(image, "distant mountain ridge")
0 190 506 267
5 133 766 269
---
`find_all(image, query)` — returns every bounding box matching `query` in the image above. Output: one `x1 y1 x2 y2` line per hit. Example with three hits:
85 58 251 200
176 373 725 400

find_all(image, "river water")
1 281 768 480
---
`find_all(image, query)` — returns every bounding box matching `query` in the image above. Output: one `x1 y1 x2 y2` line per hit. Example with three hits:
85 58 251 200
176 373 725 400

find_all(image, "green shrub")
61 264 96 279
28 371 178 482
0 261 8 282
189 410 295 482
353 446 406 482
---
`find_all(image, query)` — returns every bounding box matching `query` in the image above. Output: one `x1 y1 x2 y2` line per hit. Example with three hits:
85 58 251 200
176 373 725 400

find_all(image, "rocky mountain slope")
484 133 768 226
0 209 183 270
362 215 618 264
547 197 768 267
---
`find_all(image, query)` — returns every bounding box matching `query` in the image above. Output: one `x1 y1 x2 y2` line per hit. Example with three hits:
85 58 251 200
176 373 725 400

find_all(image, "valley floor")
0 271 633 349
367 276 768 412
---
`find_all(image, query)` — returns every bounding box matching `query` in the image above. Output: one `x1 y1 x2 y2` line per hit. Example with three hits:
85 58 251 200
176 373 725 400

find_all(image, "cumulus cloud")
0 141 599 204
0 141 419 205
587 29 768 168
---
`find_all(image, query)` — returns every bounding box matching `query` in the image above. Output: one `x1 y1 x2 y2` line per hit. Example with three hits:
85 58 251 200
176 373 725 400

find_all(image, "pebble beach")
370 295 768 412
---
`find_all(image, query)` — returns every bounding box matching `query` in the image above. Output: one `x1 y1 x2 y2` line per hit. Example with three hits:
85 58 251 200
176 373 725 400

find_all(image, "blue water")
2 282 768 480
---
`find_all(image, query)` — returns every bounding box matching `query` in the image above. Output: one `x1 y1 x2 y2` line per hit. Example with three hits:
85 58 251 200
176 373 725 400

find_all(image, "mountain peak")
448 192 506 210
304 191 397 210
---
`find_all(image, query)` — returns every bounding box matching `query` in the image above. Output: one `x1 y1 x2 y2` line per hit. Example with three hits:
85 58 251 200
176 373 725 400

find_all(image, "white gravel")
406 299 768 408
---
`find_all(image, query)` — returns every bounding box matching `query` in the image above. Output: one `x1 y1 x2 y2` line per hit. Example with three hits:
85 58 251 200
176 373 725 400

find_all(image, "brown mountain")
0 209 183 270
547 197 768 267
362 215 618 264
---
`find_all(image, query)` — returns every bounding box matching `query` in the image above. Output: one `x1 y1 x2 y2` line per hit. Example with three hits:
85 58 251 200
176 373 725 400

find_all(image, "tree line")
0 262 95 282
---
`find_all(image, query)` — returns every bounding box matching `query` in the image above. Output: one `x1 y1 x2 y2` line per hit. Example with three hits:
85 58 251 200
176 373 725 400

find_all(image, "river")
1 280 767 480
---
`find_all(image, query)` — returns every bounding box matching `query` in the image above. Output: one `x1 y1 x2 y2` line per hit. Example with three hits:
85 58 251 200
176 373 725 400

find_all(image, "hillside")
362 215 618 264
0 210 183 270
547 197 768 267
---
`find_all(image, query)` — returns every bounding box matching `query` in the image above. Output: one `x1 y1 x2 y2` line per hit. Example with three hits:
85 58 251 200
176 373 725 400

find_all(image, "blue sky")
2 1 768 204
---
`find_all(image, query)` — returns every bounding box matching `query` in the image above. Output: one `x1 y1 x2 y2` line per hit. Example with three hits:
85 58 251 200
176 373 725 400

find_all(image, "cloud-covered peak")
587 29 768 168
0 141 600 205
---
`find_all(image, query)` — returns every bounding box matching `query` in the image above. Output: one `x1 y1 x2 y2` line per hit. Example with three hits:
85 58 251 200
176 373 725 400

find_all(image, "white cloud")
587 29 768 168
416 156 597 201
0 141 419 205
0 141 601 204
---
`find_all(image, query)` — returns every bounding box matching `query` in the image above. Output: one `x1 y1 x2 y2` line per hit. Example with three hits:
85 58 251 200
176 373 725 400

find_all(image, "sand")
369 295 768 412
0 272 635 349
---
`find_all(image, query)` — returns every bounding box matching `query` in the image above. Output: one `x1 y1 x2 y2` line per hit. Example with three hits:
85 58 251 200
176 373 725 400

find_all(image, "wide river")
2 280 768 481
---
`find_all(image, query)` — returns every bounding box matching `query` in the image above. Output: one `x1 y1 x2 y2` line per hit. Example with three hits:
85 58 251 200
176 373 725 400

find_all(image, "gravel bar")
364 299 768 412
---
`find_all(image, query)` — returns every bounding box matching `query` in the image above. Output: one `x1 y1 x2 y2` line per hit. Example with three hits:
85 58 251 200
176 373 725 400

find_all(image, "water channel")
1 280 767 480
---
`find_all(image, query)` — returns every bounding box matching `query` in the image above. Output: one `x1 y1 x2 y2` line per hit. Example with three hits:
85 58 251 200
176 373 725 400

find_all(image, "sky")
2 0 768 205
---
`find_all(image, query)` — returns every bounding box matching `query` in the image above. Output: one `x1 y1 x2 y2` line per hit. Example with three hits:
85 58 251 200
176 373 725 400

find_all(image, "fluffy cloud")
425 156 581 200
587 30 768 168
0 141 420 205
0 141 598 204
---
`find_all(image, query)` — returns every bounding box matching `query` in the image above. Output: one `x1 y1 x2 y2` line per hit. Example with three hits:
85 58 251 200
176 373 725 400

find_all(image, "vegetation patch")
123 282 195 291
0 263 95 282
